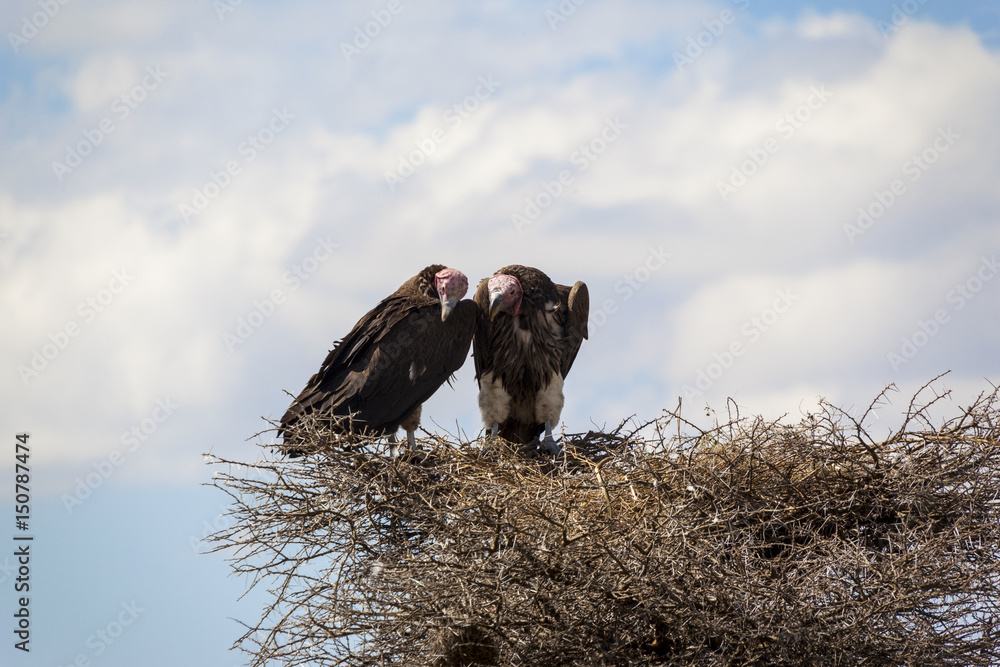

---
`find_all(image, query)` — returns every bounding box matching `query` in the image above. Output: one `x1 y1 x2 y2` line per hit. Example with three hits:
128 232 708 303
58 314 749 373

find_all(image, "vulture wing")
353 299 478 430
471 277 493 389
281 294 478 438
556 281 589 378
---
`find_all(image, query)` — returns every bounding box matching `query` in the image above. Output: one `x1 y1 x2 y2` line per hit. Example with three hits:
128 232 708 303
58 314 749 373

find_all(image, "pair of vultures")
279 265 589 457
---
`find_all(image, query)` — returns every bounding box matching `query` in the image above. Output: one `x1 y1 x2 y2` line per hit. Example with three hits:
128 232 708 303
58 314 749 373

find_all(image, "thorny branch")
207 385 1000 666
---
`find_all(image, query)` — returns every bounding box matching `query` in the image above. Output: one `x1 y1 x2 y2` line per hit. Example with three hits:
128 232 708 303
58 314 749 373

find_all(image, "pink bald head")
435 268 468 301
435 268 468 321
487 273 522 319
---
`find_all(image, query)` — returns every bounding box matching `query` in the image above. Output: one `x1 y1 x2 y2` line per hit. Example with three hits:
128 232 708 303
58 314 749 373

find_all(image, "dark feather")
557 281 589 377
280 265 478 451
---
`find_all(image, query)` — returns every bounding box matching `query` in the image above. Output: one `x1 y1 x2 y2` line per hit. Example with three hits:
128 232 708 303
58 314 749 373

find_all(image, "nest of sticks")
207 381 1000 666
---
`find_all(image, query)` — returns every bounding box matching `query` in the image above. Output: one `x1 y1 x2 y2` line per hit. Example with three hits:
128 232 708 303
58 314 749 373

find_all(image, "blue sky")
2 1 999 665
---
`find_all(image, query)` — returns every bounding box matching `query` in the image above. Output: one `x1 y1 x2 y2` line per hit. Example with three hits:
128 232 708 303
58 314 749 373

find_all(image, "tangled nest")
207 381 1000 666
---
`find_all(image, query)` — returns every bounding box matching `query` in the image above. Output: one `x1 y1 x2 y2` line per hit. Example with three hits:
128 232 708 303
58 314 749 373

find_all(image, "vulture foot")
486 422 499 442
388 433 400 459
540 421 561 455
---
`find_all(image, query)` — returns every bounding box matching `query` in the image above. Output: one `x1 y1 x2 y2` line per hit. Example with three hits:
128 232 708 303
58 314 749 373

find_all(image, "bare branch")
208 384 1000 666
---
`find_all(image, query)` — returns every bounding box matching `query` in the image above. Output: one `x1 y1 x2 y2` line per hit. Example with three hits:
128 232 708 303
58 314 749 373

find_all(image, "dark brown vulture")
280 265 478 457
472 265 589 453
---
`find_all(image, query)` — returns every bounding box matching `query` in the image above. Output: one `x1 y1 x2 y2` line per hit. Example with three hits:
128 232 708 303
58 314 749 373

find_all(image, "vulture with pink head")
473 265 589 453
280 265 478 456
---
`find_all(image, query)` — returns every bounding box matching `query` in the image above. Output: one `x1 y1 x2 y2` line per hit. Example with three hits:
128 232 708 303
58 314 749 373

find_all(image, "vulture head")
487 273 522 320
434 268 469 321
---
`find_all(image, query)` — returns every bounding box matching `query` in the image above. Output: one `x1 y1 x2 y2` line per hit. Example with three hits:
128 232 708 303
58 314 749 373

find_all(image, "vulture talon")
540 436 560 456
540 421 561 456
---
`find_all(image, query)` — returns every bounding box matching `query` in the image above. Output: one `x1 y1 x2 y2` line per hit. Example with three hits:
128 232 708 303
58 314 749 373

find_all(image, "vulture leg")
490 422 499 440
387 433 400 459
401 406 422 451
540 420 560 455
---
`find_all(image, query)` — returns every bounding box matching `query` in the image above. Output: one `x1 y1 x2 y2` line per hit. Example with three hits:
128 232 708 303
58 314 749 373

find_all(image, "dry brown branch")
207 384 1000 666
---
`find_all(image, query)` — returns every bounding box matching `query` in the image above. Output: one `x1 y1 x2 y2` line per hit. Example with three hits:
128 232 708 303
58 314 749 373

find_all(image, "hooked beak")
488 292 503 321
440 295 458 322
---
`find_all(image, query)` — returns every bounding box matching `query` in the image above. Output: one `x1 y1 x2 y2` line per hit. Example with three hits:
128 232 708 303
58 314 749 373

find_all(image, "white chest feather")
478 372 511 424
535 372 565 424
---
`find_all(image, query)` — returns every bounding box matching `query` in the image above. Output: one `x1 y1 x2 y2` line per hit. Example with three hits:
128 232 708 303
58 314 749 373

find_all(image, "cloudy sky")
2 0 999 664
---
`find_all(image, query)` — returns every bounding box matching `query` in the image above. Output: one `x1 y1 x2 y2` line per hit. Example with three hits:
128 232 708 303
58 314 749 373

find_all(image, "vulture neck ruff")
490 303 561 404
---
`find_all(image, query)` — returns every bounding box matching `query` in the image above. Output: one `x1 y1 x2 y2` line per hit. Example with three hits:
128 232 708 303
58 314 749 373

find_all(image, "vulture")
473 265 589 453
280 265 478 457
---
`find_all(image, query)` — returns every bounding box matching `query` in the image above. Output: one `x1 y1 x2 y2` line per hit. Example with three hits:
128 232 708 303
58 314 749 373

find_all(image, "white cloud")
0 3 997 482
65 52 138 112
796 11 878 40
